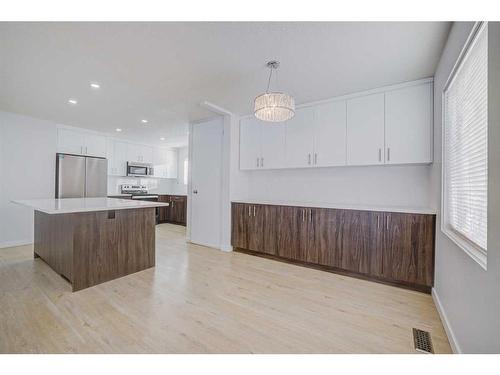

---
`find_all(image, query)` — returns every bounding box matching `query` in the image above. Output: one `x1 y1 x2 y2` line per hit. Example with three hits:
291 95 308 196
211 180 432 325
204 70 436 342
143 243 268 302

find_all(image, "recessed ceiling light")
115 128 122 132
68 99 77 105
90 82 100 89
141 119 148 124
160 137 165 141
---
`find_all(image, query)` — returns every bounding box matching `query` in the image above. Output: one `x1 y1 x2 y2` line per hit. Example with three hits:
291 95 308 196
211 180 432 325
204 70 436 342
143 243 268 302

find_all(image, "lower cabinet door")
276 206 307 261
158 195 170 222
231 203 250 249
247 204 277 255
340 210 382 275
307 208 342 267
382 213 434 286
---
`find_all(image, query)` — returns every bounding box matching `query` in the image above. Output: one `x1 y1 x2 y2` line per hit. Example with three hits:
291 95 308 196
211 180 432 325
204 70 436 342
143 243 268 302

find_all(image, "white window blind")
443 22 488 267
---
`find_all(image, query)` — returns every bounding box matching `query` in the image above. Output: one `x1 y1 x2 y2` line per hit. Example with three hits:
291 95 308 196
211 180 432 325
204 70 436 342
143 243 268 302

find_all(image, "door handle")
192 189 198 194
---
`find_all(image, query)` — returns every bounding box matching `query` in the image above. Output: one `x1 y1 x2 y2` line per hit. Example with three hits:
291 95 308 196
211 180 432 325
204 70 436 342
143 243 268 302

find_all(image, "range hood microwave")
127 162 154 177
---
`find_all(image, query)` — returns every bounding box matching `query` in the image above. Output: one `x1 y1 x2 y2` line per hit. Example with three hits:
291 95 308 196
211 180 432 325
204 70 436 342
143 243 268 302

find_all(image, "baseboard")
220 244 233 252
0 239 33 249
432 288 462 353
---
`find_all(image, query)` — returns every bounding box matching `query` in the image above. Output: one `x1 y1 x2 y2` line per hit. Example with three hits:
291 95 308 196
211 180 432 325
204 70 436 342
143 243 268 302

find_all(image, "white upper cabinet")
285 107 315 168
261 122 286 169
385 82 432 164
238 79 433 171
57 128 106 157
314 100 347 167
106 139 129 176
127 143 153 163
346 93 385 166
84 133 106 157
153 147 178 179
240 117 262 170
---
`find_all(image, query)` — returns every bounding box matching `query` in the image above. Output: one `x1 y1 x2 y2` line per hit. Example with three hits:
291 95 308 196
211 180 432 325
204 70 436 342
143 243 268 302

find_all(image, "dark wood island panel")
34 208 156 291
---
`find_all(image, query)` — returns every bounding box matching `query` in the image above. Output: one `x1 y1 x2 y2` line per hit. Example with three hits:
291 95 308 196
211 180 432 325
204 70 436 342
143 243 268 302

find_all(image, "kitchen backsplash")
107 176 187 195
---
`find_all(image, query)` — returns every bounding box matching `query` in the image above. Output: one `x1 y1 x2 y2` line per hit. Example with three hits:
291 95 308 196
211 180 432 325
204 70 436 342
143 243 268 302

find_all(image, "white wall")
431 22 500 353
0 111 57 247
239 165 431 207
170 146 189 195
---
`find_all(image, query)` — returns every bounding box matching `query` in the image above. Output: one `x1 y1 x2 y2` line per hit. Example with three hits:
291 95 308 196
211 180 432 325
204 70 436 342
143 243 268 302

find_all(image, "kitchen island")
13 198 169 291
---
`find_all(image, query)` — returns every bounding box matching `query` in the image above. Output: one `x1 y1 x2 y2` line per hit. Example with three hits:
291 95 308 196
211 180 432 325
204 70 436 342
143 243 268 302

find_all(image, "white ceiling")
0 22 450 147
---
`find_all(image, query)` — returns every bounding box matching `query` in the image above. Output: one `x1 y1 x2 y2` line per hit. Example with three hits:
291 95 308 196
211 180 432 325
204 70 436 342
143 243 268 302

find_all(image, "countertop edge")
231 200 437 215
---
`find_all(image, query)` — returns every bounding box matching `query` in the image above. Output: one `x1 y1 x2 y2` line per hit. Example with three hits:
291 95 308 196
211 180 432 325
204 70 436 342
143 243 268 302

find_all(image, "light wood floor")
0 223 451 353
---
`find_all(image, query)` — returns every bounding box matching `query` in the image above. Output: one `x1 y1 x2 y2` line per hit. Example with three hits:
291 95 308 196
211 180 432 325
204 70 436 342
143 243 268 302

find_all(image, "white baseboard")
0 239 33 249
432 288 462 353
220 244 233 252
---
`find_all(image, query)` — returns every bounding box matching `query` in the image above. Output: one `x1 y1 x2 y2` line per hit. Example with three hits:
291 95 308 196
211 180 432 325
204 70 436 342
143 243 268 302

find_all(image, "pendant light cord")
266 66 273 93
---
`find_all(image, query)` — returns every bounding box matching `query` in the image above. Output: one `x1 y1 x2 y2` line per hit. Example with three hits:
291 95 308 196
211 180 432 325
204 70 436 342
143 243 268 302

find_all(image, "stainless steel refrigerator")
55 153 108 198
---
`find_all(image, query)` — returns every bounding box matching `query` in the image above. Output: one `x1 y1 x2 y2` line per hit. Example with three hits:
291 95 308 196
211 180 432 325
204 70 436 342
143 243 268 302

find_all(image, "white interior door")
190 118 223 249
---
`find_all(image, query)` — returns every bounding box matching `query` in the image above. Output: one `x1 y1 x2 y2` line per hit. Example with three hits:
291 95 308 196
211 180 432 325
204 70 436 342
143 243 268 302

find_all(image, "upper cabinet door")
165 149 178 178
285 106 315 168
113 141 128 176
84 134 106 158
261 122 286 169
385 83 432 164
141 145 154 164
127 143 142 162
57 128 84 155
314 100 347 167
240 117 262 170
346 93 385 166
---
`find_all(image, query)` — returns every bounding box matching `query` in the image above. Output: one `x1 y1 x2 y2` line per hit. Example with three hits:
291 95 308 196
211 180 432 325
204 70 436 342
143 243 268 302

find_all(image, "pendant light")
254 61 295 122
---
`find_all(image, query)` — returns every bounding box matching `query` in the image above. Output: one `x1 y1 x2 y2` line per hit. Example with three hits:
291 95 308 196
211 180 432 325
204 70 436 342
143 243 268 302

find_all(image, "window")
183 158 188 185
443 22 488 268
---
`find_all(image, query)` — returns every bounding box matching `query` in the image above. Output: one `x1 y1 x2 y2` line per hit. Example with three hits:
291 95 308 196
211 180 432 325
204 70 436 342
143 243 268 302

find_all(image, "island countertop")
12 197 169 215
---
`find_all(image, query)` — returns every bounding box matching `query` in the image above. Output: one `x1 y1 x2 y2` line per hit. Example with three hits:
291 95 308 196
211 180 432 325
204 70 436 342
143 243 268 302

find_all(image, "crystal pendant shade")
254 92 295 122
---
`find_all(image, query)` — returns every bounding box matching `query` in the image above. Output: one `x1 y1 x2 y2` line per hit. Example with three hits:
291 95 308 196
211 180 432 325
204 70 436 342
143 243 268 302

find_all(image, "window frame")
441 21 488 270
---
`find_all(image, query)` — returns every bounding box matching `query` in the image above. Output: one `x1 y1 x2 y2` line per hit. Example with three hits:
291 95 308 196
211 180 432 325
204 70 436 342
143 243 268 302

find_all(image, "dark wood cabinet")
382 213 434 286
231 202 435 293
158 195 187 226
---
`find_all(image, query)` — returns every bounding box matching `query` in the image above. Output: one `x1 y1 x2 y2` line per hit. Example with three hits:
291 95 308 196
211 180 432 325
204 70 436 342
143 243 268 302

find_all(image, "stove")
121 185 160 223
121 185 158 200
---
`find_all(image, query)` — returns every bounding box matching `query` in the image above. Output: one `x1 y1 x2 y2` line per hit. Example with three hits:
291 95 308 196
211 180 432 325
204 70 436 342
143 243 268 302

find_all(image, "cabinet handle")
309 209 312 222
314 153 317 165
256 158 259 167
85 146 88 154
253 206 256 217
378 148 382 162
387 147 391 162
386 215 390 230
248 206 251 217
302 209 305 222
377 215 380 229
308 154 311 165
260 157 264 167
172 201 174 208
80 146 83 154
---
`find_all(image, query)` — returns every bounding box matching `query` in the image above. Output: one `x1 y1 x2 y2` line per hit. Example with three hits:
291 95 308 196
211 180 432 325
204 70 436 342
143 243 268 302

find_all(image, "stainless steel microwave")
127 162 154 177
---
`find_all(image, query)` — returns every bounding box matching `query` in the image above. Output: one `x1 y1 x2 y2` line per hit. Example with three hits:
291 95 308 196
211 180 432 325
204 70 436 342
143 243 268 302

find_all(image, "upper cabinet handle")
378 148 382 162
256 158 259 167
387 148 391 162
308 154 311 165
314 153 318 165
260 157 264 167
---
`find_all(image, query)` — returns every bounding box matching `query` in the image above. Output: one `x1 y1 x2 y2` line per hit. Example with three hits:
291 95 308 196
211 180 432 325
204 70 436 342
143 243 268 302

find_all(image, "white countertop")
231 200 436 215
12 198 169 215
